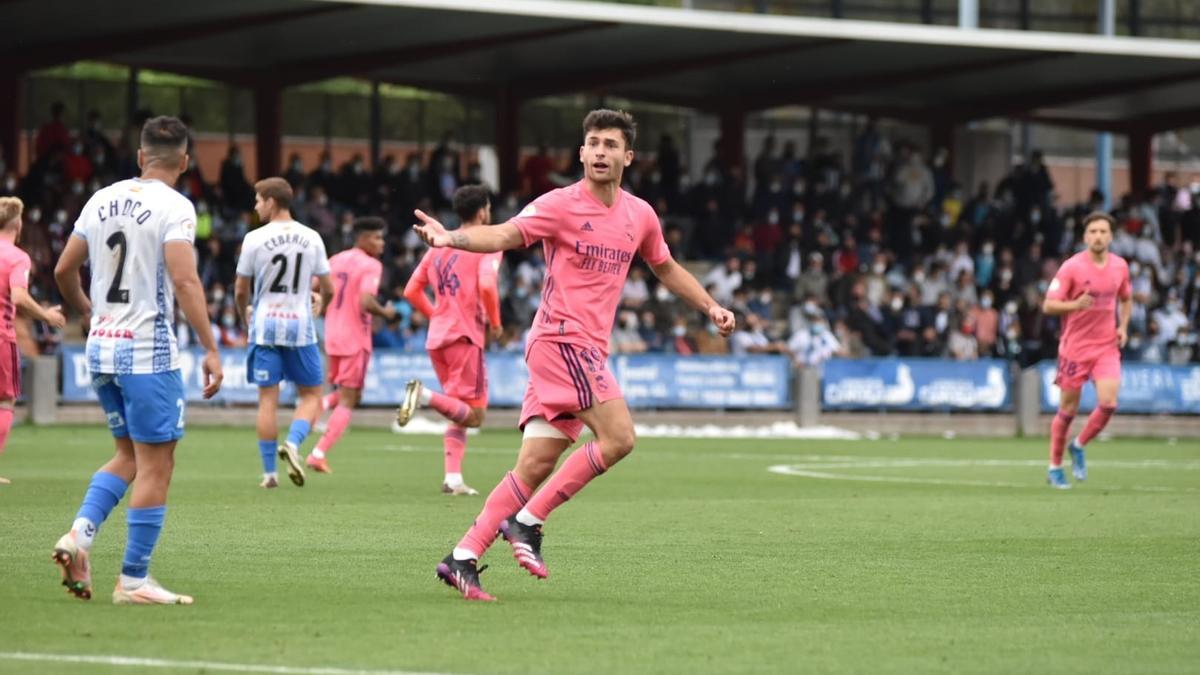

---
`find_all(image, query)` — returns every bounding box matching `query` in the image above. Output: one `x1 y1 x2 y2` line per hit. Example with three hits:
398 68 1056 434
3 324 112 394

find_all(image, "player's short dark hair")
1081 211 1115 232
583 109 636 150
453 185 491 223
352 216 386 234
140 116 189 153
254 177 293 210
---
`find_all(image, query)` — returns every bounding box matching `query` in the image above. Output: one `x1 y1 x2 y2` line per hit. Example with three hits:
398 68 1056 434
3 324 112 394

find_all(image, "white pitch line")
0 652 453 675
767 464 1200 493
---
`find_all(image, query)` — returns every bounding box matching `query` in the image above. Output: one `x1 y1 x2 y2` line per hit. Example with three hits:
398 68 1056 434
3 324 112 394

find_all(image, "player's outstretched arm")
12 286 65 329
649 257 735 337
165 241 223 399
414 209 524 252
53 235 92 318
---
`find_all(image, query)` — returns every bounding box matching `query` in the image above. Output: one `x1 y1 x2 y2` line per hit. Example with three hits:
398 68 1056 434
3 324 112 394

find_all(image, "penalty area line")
0 652 454 675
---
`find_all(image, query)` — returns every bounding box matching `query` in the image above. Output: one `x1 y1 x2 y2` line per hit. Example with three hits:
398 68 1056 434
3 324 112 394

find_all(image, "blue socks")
73 471 129 545
258 440 278 473
286 420 311 448
122 505 166 578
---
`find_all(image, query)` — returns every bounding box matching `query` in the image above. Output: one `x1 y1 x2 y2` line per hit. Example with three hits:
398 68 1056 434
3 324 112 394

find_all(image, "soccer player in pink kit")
0 197 66 484
414 110 735 601
306 217 396 474
397 184 502 496
1042 212 1131 489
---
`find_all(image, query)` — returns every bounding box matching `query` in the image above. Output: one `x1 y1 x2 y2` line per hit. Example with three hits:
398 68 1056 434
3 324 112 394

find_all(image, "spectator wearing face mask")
970 291 1000 356
730 312 787 356
1153 291 1189 343
787 304 844 369
611 310 647 354
667 317 697 355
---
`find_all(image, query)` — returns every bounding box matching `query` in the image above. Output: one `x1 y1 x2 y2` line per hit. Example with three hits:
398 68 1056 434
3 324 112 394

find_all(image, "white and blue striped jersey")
72 178 197 375
235 220 329 347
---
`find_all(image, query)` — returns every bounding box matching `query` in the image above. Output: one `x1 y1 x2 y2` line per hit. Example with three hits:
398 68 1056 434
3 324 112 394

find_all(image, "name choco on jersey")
74 178 197 375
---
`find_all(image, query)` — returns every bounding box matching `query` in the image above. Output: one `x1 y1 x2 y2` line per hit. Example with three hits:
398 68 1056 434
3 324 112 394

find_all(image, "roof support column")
253 83 283 180
495 85 522 195
718 109 746 171
1096 0 1115 208
0 71 21 172
369 80 382 169
1128 128 1152 200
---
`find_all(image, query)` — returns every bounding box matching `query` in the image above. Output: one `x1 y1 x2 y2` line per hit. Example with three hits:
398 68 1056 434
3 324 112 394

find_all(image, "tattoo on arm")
450 232 469 249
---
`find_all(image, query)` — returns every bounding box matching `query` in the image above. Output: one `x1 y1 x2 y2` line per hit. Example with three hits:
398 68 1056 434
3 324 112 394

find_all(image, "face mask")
291 161 303 171
873 263 885 275
890 297 903 311
704 172 719 186
212 290 225 302
3 179 15 191
981 297 993 309
70 182 84 195
804 301 819 315
321 161 332 171
221 315 235 327
316 195 328 206
913 272 925 284
1130 263 1141 276
767 212 779 225
769 183 782 193
793 181 804 193
72 144 83 154
792 211 804 222
54 210 67 223
982 244 994 255
28 209 41 222
672 325 686 337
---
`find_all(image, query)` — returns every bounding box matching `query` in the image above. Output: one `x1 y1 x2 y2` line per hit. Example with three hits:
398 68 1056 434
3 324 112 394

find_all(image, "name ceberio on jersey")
574 240 632 275
97 198 153 224
264 232 312 251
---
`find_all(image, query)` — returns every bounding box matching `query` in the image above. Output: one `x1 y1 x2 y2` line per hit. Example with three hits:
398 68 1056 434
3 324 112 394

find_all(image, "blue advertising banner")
61 347 792 410
1037 360 1200 414
821 358 1012 411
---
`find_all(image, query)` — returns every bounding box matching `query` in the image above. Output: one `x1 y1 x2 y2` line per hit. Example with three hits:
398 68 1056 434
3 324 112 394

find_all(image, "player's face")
1083 220 1112 253
253 193 271 222
579 129 633 185
362 230 386 257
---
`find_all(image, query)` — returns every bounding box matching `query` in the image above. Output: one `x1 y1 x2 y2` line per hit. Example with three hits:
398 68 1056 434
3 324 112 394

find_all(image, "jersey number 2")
269 253 303 294
105 231 130 303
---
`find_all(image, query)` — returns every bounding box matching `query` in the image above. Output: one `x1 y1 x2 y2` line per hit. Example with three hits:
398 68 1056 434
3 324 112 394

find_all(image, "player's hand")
311 291 324 317
1074 292 1094 311
384 304 398 322
43 305 66 330
201 348 223 399
709 305 735 337
489 324 503 342
1117 325 1129 348
414 209 452 248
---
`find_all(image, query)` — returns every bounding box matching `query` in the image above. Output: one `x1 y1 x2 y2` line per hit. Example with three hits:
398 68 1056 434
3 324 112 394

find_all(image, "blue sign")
822 358 1012 411
1037 360 1200 414
61 347 792 410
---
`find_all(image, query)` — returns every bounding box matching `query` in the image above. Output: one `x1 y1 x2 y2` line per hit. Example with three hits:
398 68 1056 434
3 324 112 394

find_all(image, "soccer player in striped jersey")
398 185 503 496
52 116 223 605
0 197 66 484
234 178 333 488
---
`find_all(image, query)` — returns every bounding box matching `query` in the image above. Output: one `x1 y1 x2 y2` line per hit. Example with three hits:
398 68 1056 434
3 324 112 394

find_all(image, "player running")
306 217 396 474
414 110 735 600
0 197 66 484
52 116 223 604
234 178 333 488
1041 211 1131 489
397 184 503 496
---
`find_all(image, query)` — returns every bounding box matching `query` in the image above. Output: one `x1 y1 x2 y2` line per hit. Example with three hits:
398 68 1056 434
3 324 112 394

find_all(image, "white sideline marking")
0 652 452 675
768 457 1200 493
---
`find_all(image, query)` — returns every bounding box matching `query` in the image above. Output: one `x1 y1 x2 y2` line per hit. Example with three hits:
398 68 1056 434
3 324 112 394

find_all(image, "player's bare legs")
0 399 14 484
500 398 636 578
437 433 568 600
1048 388 1080 488
310 385 360 473
110 439 192 605
53 438 136 600
1069 378 1119 481
256 385 283 487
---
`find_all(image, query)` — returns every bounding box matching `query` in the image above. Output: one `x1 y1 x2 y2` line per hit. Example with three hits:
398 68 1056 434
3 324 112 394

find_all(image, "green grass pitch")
1 424 1197 674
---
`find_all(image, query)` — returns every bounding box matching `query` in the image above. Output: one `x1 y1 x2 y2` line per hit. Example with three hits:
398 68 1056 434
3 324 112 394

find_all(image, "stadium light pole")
1096 0 1115 209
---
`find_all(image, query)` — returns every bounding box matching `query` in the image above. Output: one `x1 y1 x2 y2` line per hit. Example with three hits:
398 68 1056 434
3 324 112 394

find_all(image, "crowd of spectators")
5 102 1200 368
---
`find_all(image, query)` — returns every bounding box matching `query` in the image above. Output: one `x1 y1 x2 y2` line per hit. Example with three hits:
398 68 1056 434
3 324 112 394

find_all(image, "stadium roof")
5 0 1200 134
